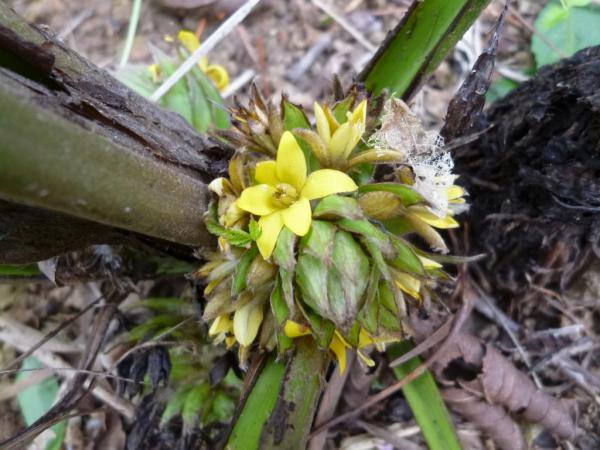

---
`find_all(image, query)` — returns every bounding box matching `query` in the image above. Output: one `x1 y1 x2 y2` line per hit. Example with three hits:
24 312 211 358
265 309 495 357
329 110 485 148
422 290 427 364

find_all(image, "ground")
2 0 598 449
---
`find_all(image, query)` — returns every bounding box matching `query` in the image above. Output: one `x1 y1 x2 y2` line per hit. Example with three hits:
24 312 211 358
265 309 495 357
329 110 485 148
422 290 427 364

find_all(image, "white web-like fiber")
368 99 457 217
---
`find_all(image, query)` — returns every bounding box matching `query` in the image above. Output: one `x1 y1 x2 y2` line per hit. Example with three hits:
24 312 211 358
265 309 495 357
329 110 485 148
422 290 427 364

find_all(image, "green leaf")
233 246 259 295
249 218 261 240
186 72 212 133
282 98 319 171
114 65 157 97
205 209 253 247
486 76 520 103
270 279 293 353
388 235 425 275
313 195 365 220
532 3 600 67
360 0 492 98
337 218 394 257
358 182 422 206
182 382 211 428
0 264 40 276
210 391 236 422
389 342 462 450
331 94 356 123
160 387 190 425
190 66 231 129
381 216 413 235
16 357 66 450
359 280 402 334
273 228 297 311
153 52 194 125
141 297 187 314
282 98 310 130
298 301 336 349
539 4 569 29
228 356 286 449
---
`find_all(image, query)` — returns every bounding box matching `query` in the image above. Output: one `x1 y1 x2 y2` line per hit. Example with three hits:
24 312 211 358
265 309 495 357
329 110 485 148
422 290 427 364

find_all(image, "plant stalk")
227 338 330 450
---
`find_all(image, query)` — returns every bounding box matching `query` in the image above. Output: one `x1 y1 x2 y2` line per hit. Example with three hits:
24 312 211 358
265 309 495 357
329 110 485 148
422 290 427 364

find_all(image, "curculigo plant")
198 85 467 449
116 30 230 132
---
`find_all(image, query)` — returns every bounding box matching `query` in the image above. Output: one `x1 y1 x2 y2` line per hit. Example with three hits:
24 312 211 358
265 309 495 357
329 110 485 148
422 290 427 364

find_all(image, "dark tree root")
452 45 600 301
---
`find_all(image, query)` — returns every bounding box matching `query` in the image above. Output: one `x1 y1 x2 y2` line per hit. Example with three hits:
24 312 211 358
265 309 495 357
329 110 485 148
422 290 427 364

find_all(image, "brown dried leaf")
443 388 525 450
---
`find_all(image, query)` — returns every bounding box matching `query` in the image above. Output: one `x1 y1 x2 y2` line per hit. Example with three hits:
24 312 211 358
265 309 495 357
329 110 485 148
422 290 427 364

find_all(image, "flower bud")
359 191 402 220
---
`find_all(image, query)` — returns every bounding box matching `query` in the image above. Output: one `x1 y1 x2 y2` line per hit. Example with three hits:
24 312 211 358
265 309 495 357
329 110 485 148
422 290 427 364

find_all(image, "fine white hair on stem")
149 0 261 102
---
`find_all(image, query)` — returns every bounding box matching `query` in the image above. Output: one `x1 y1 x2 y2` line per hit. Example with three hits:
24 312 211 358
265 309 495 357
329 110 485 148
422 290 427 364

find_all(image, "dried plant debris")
452 46 600 300
443 387 526 450
369 99 458 218
411 316 576 449
441 0 510 142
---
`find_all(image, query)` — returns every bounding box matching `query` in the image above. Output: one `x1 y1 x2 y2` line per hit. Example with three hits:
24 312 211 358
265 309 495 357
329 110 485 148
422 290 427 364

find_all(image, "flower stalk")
227 337 329 450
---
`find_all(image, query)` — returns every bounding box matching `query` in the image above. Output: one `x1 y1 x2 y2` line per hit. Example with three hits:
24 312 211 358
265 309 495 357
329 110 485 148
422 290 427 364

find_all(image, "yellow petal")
255 160 279 187
178 30 200 53
358 328 374 348
204 278 222 295
395 273 421 299
447 185 465 200
323 105 340 133
330 333 348 374
409 207 459 229
314 102 331 144
257 212 284 259
418 255 443 269
284 320 312 338
350 99 367 125
209 314 232 336
225 336 236 348
359 328 400 350
233 301 264 347
281 197 312 236
276 131 307 191
237 185 279 216
301 169 358 200
206 64 230 91
328 122 354 161
148 64 161 83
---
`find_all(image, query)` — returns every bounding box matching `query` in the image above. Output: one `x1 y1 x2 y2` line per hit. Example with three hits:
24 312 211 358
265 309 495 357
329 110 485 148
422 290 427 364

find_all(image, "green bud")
296 221 370 333
313 195 365 220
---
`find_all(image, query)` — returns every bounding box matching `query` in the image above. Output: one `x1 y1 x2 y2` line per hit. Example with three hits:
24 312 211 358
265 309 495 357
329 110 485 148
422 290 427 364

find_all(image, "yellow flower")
447 185 466 204
208 300 265 349
394 271 421 299
284 320 351 373
283 321 399 374
233 301 264 347
208 314 236 348
314 100 367 164
236 131 358 259
178 30 230 92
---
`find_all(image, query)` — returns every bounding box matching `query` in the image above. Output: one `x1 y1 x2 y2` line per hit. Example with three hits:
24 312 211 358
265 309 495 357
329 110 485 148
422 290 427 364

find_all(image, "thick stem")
0 3 232 254
359 0 492 99
227 338 330 450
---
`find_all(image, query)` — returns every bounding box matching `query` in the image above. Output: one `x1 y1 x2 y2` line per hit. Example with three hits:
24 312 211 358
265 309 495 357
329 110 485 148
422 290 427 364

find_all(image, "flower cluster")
198 87 466 371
